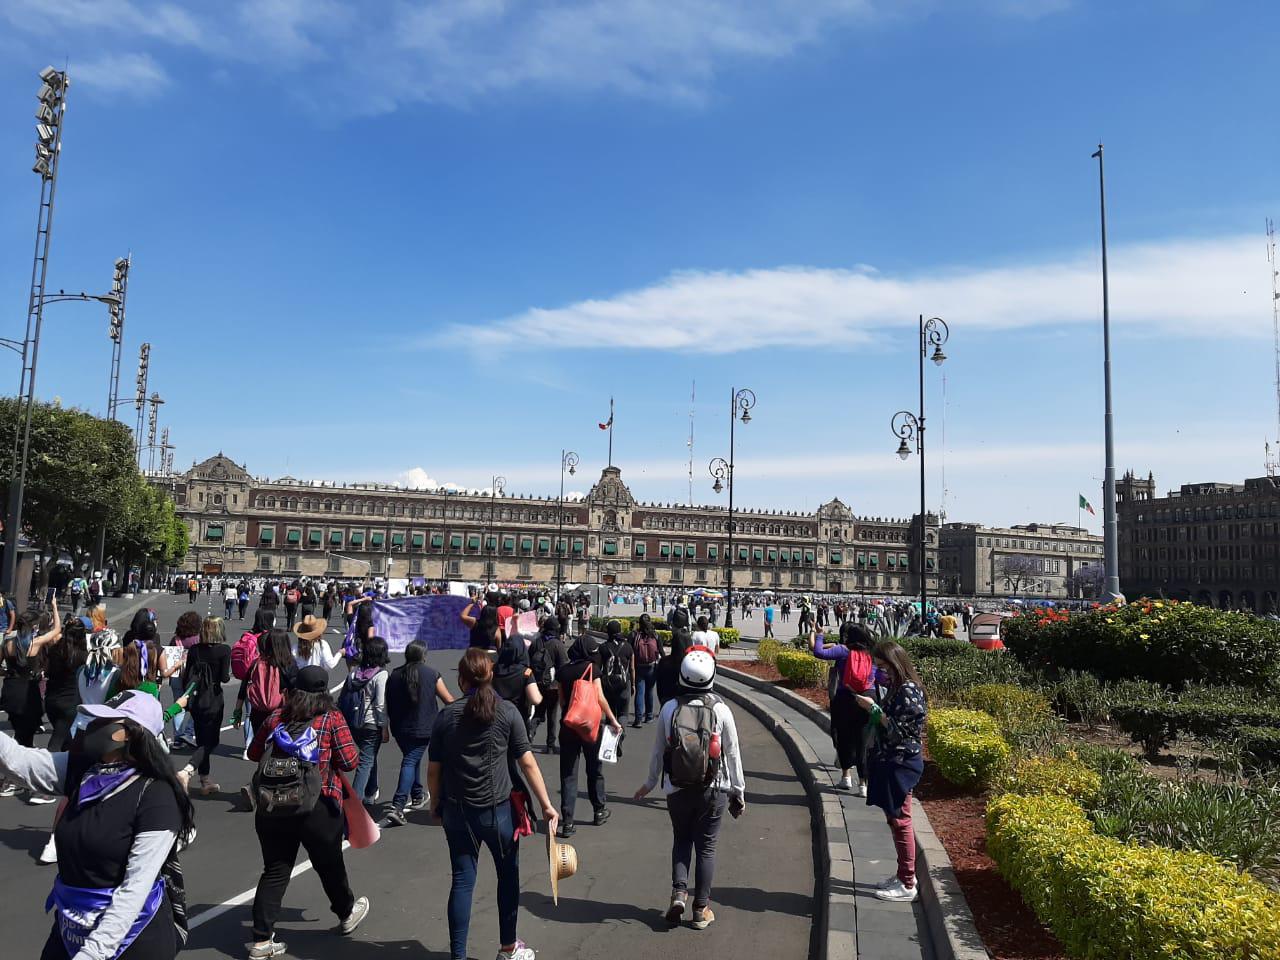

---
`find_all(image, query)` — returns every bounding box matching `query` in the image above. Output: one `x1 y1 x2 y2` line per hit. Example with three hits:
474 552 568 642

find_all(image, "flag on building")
598 416 612 430
1079 494 1096 516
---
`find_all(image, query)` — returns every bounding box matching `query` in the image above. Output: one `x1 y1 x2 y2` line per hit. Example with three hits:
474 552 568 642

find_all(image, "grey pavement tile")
857 932 931 960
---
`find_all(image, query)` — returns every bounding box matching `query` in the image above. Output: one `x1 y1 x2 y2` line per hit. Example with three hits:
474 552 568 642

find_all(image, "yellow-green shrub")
756 638 782 666
956 683 1052 727
774 650 828 687
995 751 1101 806
926 708 1011 787
986 793 1280 960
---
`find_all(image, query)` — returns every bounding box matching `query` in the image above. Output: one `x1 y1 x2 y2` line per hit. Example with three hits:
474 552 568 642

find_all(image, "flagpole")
608 396 614 467
1093 142 1122 602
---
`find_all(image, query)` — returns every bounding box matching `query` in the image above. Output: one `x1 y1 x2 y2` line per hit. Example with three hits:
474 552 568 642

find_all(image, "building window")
502 536 516 553
308 530 322 547
469 535 482 551
259 527 275 545
521 537 534 553
450 534 463 551
330 530 343 546
518 559 531 577
449 560 462 576
697 568 708 582
350 531 365 548
410 532 424 549
645 567 657 582
284 556 300 572
205 524 224 542
537 537 551 554
708 546 719 561
327 555 342 573
258 554 272 570
286 529 301 546
370 532 385 548
670 567 684 582
572 538 584 556
410 559 422 574
603 540 618 556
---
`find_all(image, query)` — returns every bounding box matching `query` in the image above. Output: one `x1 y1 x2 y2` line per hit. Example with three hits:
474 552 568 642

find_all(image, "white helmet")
679 647 717 691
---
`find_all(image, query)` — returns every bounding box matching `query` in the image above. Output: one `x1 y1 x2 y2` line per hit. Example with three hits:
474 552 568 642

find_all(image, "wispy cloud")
0 0 1067 113
73 52 170 97
455 234 1265 353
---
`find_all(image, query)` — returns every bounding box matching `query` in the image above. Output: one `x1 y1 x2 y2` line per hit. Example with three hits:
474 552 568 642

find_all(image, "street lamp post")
557 452 578 602
486 475 506 585
2 67 70 596
890 315 949 629
709 387 754 629
1092 144 1122 602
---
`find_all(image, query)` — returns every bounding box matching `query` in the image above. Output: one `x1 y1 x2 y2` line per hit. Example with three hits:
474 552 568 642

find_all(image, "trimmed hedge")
956 683 1052 728
996 752 1101 806
756 638 782 666
915 652 1031 703
1112 696 1280 758
927 708 1011 787
1003 599 1280 691
900 636 977 660
774 650 829 687
986 793 1280 960
1237 725 1280 767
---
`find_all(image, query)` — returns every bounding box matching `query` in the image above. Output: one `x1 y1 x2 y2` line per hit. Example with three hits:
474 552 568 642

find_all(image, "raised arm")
0 731 68 796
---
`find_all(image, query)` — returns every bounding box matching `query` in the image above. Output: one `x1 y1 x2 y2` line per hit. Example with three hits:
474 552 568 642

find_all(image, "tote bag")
562 664 602 743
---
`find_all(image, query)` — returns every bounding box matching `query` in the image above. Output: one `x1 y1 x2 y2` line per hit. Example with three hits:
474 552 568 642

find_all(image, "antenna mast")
1267 218 1280 477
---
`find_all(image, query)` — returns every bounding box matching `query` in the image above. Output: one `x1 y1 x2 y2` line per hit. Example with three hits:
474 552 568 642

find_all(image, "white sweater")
642 693 745 799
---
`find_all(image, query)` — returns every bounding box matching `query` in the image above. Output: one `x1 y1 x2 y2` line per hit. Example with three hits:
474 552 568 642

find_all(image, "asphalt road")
0 591 815 960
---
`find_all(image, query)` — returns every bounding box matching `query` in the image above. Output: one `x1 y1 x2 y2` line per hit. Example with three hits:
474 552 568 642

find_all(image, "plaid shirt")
250 708 358 805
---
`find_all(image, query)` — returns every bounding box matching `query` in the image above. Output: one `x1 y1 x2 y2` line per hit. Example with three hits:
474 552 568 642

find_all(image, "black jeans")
534 686 560 746
830 689 869 779
605 690 631 726
558 727 606 823
190 702 224 776
44 696 78 753
667 788 728 908
252 798 354 939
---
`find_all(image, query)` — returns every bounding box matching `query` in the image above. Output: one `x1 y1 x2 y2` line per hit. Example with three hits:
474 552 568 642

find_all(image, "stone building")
1116 469 1280 612
159 454 939 594
938 521 1105 598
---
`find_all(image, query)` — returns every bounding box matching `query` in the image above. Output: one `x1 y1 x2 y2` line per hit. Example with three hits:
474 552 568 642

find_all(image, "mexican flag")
1079 494 1096 516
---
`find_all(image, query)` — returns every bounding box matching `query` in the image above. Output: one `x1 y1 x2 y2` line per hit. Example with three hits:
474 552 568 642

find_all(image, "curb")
719 665 989 960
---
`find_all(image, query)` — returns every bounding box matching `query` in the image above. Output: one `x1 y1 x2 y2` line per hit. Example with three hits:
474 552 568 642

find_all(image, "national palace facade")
157 454 940 596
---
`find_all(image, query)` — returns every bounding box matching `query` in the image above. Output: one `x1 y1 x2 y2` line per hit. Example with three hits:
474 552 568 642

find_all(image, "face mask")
81 721 127 762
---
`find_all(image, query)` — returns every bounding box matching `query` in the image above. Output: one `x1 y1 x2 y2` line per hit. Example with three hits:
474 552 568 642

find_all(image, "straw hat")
548 830 579 905
292 615 327 642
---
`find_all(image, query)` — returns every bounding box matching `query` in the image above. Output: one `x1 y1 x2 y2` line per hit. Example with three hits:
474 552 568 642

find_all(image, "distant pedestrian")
556 635 622 837
809 623 875 795
384 639 454 825
631 614 661 726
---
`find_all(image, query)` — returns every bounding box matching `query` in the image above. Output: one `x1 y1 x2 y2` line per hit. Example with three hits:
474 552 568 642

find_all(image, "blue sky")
0 0 1276 530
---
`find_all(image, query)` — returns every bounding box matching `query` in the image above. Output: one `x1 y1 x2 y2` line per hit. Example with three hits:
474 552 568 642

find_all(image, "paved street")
0 591 814 960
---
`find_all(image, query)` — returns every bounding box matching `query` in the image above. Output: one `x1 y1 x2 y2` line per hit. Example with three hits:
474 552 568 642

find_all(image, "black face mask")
79 721 127 762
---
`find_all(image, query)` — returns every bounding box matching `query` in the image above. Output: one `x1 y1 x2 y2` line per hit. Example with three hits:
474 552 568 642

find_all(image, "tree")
997 555 1041 594
1067 563 1106 599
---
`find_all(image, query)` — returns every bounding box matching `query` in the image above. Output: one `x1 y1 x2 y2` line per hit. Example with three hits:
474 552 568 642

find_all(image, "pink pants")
885 793 915 887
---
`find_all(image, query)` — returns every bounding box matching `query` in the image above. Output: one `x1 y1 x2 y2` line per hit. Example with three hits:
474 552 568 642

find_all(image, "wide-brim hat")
548 830 579 904
292 615 327 642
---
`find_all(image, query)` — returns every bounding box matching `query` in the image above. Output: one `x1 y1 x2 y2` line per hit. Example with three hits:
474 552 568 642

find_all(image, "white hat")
679 647 717 690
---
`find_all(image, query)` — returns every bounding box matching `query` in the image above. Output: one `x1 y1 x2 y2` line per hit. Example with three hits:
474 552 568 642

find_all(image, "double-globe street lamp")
556 451 579 601
890 315 949 626
709 387 755 629
486 475 506 583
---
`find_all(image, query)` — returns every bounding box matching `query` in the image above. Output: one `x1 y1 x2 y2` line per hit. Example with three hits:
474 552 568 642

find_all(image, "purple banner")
371 595 472 652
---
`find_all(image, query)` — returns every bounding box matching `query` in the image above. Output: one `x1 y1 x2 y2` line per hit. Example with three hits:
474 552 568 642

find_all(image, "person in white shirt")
688 616 720 655
634 647 745 931
223 583 238 620
291 615 342 670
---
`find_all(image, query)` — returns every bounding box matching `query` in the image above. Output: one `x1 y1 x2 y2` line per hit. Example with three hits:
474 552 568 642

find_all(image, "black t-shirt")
184 643 231 706
386 663 442 740
57 767 181 888
429 699 530 808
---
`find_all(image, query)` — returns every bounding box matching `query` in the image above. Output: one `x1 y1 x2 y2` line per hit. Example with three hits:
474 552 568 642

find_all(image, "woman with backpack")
178 616 231 796
78 628 122 706
247 665 369 959
246 629 298 733
384 639 454 825
231 608 275 754
283 581 302 630
555 635 622 838
340 636 390 808
528 617 568 753
635 647 746 930
3 605 61 751
426 649 558 960
630 615 661 727
601 620 635 731
167 611 202 748
809 623 876 795
0 688 195 960
856 640 929 903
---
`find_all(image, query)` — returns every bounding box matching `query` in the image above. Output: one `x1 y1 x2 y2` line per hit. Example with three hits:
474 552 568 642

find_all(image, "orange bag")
562 663 602 743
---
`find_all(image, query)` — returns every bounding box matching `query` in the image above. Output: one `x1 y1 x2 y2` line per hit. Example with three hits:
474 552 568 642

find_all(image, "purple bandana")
77 765 138 809
270 724 319 763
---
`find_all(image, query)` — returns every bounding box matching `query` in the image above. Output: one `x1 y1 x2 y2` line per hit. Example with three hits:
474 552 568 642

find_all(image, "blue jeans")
634 664 657 721
351 727 382 801
443 801 520 960
169 677 194 741
393 735 429 809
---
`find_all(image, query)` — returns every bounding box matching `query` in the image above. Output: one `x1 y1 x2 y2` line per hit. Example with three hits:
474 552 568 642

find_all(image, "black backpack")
186 657 218 714
663 693 722 790
603 640 631 696
252 722 324 817
530 635 556 687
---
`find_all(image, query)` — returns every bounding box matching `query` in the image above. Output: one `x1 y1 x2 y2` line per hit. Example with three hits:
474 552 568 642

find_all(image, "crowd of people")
0 580 795 959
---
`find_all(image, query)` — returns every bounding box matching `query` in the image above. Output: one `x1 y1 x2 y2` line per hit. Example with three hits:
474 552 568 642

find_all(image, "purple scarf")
270 724 320 763
47 874 165 959
77 765 138 809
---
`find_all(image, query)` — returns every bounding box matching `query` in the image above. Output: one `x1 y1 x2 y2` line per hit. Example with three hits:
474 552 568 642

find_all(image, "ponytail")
459 647 497 725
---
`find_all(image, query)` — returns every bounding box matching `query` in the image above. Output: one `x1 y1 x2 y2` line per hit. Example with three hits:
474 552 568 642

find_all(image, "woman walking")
340 636 389 806
654 630 692 707
856 640 928 903
78 628 122 706
555 635 622 838
384 639 454 825
291 615 342 671
0 688 194 960
248 665 369 958
2 605 61 750
630 614 661 726
809 623 876 795
427 649 558 960
168 611 202 747
178 617 231 796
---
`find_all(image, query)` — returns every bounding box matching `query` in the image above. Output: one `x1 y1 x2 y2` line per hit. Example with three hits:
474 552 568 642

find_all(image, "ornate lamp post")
557 451 578 601
710 387 755 628
487 475 506 583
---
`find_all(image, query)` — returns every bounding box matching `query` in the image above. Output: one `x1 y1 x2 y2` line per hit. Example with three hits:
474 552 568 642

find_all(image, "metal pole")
557 456 565 601
4 69 69 596
726 386 736 629
1094 144 1122 601
918 314 928 623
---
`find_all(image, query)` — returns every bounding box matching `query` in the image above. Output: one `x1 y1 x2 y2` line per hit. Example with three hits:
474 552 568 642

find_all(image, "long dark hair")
360 636 390 670
260 628 294 670
174 611 202 640
873 640 924 691
280 688 336 725
459 648 497 725
400 640 427 704
839 622 874 653
47 617 88 676
251 608 274 634
635 614 656 639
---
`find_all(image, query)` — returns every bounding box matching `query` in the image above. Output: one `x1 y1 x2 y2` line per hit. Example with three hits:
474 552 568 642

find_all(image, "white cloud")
0 1 1066 113
73 52 170 97
396 467 474 492
456 234 1266 353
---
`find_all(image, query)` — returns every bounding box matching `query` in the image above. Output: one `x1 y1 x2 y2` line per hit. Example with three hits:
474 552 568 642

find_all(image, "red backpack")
231 631 262 681
286 588 301 605
247 658 284 713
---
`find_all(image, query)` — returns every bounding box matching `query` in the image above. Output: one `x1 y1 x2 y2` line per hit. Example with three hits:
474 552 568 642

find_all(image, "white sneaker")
38 835 57 865
27 794 57 805
0 782 18 798
496 944 535 960
837 775 852 791
874 874 898 890
875 878 918 902
857 783 868 798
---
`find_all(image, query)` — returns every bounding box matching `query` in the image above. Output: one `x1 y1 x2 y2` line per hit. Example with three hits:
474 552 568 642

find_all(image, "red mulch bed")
730 661 830 709
915 763 1065 960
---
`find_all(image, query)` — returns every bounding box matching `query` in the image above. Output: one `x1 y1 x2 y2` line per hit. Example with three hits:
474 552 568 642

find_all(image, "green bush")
916 652 1032 703
774 650 829 687
756 638 782 666
1112 694 1280 759
986 792 1280 959
1238 726 1280 768
715 627 740 648
899 637 977 660
656 630 672 647
1044 670 1110 728
1063 743 1143 781
1111 698 1179 758
1003 599 1280 691
996 751 1102 806
957 683 1061 752
927 708 1011 787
